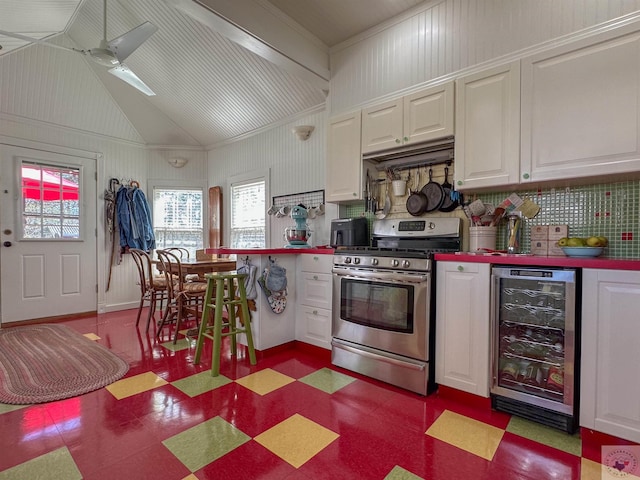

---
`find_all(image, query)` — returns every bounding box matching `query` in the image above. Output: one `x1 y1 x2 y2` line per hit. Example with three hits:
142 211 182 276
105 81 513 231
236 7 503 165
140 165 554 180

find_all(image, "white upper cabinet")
521 24 640 183
454 61 521 190
361 82 454 154
326 110 364 202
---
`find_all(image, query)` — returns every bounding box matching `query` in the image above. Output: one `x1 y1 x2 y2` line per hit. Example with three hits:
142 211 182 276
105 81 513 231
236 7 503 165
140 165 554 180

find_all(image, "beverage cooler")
490 267 579 433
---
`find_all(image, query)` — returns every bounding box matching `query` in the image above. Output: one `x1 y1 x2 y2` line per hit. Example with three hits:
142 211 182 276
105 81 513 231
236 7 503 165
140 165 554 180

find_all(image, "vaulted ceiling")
0 0 426 147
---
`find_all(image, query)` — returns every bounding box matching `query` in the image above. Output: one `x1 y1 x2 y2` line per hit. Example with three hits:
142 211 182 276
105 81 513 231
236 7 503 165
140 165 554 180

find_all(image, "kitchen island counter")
435 252 640 271
205 247 334 256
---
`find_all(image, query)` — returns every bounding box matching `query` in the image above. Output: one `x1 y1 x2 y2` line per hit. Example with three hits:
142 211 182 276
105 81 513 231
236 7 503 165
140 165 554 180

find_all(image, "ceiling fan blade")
107 21 158 64
0 29 78 54
108 64 156 96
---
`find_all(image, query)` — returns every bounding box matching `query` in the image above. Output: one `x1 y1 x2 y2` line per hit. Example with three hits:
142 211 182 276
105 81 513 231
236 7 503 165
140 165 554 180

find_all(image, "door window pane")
20 162 80 239
153 188 203 256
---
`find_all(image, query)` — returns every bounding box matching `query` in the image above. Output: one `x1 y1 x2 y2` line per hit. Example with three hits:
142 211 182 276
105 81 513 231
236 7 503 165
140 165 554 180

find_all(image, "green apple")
556 237 569 247
586 236 603 247
567 237 586 247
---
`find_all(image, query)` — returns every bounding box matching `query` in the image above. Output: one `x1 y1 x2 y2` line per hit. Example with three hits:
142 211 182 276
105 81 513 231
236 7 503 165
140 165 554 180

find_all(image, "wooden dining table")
154 258 237 279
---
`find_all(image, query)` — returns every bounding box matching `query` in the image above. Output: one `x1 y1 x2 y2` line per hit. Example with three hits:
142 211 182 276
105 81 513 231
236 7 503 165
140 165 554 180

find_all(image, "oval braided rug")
0 324 129 404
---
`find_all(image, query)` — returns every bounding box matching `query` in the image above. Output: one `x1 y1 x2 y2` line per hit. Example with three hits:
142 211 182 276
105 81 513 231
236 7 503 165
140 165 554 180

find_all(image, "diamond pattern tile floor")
0 308 636 479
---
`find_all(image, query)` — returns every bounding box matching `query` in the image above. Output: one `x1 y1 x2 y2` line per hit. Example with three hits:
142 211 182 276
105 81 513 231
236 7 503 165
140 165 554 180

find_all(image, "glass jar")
506 214 522 254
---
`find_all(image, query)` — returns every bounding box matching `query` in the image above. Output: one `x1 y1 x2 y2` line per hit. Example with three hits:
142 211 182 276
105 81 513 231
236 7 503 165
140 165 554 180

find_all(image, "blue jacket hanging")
116 185 156 251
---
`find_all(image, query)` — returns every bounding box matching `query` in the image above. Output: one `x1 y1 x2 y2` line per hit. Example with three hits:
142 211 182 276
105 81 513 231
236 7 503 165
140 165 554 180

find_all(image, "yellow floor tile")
581 458 603 480
254 414 339 468
426 410 504 461
234 368 295 396
105 371 168 400
83 333 100 340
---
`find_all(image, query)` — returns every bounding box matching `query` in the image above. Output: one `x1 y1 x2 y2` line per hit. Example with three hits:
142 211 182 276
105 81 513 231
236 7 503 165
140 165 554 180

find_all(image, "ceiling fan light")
88 48 119 67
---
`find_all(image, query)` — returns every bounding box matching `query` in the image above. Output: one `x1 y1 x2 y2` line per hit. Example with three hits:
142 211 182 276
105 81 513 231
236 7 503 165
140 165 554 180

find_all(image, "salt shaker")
506 214 522 254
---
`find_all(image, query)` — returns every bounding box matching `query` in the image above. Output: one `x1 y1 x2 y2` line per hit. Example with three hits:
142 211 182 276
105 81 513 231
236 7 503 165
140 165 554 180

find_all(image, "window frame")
148 179 207 254
227 169 270 248
17 158 84 242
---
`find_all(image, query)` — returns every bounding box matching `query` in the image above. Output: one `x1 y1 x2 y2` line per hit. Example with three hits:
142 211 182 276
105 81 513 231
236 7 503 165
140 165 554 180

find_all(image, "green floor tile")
162 416 251 472
160 338 193 352
0 403 28 415
171 371 232 397
506 416 581 456
298 367 356 394
0 447 81 480
385 465 424 480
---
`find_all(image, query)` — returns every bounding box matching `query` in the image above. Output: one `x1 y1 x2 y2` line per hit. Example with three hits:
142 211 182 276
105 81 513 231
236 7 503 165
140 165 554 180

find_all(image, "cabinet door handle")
403 136 408 142
457 180 463 186
313 310 318 315
313 275 318 280
313 256 318 261
522 173 530 179
395 138 401 144
457 265 464 272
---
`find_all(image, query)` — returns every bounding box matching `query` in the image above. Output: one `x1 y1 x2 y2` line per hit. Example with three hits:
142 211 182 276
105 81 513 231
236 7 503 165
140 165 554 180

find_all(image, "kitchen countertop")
205 247 334 255
435 252 640 271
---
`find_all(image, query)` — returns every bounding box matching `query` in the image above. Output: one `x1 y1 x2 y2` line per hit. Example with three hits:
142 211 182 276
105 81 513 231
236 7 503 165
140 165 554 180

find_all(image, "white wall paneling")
329 0 640 114
208 108 336 248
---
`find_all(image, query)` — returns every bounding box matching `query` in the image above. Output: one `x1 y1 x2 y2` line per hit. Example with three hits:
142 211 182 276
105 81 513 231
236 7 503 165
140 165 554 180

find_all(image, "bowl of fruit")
557 236 608 258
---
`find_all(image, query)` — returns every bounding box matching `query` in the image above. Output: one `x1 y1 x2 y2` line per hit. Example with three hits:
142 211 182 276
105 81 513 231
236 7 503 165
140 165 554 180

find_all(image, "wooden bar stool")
193 272 257 376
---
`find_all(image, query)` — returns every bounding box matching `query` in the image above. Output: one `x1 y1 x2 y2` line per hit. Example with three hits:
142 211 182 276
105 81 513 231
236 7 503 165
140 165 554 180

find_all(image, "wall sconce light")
168 158 188 168
292 125 315 141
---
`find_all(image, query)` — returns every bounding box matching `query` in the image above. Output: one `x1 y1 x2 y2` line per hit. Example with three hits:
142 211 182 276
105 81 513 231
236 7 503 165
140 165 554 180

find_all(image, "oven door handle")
332 269 429 283
332 339 426 371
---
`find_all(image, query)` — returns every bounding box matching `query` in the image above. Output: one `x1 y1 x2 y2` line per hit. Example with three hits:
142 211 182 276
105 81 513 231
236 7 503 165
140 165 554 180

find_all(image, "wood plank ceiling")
0 0 426 147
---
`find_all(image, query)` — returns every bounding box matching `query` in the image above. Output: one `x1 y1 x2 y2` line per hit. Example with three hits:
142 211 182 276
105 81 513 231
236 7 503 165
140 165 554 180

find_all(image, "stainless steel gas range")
331 217 461 395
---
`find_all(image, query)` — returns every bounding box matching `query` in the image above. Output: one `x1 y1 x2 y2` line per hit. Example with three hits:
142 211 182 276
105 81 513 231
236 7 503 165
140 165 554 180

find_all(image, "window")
20 162 81 239
153 187 203 256
230 179 265 248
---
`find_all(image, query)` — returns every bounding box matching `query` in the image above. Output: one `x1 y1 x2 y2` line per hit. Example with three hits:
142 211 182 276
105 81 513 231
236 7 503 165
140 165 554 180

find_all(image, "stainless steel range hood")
363 136 454 171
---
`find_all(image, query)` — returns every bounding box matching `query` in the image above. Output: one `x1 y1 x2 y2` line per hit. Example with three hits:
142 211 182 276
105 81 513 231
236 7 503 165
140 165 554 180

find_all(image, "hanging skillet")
406 170 428 216
439 166 459 212
421 167 445 212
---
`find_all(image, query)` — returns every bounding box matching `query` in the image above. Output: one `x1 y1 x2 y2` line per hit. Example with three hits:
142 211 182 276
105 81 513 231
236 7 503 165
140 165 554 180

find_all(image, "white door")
0 146 97 324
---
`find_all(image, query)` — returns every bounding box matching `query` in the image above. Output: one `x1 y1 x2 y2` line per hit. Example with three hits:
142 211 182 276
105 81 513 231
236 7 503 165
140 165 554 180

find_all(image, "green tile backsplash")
342 180 640 259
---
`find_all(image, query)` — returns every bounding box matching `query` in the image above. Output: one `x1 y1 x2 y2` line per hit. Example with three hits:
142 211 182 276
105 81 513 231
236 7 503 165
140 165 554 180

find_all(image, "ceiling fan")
0 0 158 96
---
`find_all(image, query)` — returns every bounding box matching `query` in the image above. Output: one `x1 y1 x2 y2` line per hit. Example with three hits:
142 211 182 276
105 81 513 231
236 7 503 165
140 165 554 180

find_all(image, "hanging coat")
116 186 155 251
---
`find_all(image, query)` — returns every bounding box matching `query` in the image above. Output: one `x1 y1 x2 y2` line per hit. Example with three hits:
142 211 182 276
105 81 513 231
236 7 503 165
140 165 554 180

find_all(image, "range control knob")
391 259 399 267
344 257 352 264
402 260 410 268
353 257 361 265
371 258 379 266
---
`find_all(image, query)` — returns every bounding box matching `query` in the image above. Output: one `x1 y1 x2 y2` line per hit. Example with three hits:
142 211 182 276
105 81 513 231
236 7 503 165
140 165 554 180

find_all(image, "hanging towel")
258 258 287 314
237 260 258 300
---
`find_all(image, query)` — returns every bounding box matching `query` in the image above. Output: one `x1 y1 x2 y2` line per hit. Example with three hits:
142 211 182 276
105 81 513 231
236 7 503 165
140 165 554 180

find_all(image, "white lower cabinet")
435 261 491 397
581 269 640 443
295 254 333 349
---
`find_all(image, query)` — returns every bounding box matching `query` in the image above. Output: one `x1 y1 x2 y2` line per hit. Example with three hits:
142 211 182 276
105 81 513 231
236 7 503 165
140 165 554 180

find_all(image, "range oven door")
331 268 430 361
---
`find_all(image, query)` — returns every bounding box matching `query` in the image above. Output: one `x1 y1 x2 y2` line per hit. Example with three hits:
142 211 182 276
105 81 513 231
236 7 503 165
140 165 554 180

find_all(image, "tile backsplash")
342 180 640 259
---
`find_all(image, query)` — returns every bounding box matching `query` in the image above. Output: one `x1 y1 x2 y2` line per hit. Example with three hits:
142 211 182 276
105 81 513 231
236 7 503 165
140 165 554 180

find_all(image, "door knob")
3 241 12 247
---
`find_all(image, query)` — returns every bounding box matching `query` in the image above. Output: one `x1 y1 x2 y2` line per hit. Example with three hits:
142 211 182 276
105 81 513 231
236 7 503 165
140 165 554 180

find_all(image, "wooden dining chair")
165 247 190 259
155 249 208 344
130 248 170 332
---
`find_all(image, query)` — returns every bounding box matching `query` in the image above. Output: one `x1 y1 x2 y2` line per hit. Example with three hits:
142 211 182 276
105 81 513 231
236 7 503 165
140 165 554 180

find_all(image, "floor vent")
492 395 576 433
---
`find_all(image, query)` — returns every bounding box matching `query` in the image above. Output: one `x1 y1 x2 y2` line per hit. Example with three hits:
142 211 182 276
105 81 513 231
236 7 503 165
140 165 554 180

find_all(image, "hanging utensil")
421 167 445 212
406 168 428 216
439 166 459 212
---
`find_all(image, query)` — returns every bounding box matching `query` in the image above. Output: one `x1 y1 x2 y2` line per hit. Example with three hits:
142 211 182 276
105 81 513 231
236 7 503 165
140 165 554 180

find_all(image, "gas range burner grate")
334 246 457 259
